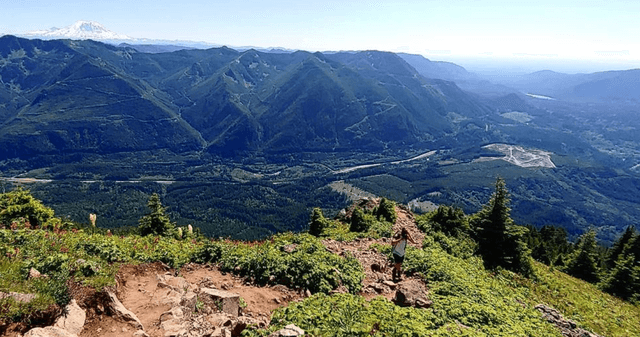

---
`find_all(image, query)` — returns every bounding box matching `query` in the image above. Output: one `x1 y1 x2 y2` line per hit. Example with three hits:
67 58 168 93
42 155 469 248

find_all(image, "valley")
0 36 639 245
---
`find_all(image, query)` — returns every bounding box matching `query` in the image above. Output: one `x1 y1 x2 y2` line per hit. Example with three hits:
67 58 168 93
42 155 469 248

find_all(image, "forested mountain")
0 36 490 161
1 36 640 244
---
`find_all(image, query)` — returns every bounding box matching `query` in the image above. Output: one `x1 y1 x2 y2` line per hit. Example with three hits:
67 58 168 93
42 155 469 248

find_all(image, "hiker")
391 227 417 281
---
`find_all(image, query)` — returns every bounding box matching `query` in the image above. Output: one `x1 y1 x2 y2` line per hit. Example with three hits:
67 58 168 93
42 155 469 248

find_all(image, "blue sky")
2 0 638 73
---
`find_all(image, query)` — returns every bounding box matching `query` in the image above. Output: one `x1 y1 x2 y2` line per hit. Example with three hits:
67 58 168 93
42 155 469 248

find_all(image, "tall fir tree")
565 229 600 283
606 225 636 269
471 178 534 276
138 193 175 236
601 254 640 302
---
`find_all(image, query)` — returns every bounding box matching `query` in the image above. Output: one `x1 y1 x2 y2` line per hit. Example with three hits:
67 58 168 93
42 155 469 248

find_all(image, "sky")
2 0 639 73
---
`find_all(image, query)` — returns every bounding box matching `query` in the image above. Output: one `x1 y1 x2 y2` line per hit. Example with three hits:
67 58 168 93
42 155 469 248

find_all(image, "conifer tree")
565 229 600 283
350 207 372 232
309 207 328 236
429 205 469 236
375 198 397 223
606 226 636 269
139 193 175 236
601 254 640 301
471 178 534 276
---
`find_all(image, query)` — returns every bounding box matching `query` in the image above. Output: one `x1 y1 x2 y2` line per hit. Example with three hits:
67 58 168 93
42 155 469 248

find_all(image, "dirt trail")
73 203 430 336
323 205 426 300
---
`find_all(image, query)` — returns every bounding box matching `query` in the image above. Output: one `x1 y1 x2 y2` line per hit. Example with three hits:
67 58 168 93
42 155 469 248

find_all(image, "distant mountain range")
491 69 640 103
0 35 494 162
15 21 639 105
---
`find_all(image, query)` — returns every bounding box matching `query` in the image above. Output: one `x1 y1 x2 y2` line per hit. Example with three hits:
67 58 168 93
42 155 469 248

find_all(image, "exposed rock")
133 330 150 337
53 299 86 335
382 280 397 289
0 291 36 303
535 305 603 337
23 326 75 337
160 307 184 323
157 274 192 294
282 244 297 253
106 290 144 330
393 279 432 308
268 324 305 337
200 288 240 317
29 267 43 279
181 291 198 311
210 327 232 337
329 285 348 295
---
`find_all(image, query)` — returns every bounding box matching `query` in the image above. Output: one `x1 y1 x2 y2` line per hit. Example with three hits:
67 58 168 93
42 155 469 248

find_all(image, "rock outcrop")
535 304 603 337
106 290 144 330
24 299 87 337
268 324 305 337
393 279 432 308
53 299 86 335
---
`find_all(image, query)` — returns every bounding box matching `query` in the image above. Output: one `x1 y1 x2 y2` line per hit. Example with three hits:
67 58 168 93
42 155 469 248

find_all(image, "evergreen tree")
528 225 571 266
309 207 328 236
565 229 600 283
428 205 469 236
621 231 640 263
138 193 175 236
375 198 397 223
601 254 640 301
350 208 372 232
471 178 534 276
606 226 636 269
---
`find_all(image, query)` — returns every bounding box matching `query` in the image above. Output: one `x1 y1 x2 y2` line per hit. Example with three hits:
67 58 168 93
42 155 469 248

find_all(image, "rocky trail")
8 204 432 337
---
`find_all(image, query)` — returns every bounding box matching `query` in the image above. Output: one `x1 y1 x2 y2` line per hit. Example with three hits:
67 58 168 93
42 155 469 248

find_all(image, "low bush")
194 233 364 294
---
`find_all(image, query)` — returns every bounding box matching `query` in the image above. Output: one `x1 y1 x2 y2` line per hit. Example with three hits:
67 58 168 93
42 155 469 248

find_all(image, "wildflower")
107 229 112 237
188 224 193 235
178 227 183 238
89 213 97 227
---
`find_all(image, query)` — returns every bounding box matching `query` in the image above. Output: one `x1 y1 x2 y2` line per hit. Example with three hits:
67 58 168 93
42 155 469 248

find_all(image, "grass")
513 263 640 337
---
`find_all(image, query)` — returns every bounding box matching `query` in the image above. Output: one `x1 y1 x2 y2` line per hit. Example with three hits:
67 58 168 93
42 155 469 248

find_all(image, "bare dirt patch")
481 143 556 168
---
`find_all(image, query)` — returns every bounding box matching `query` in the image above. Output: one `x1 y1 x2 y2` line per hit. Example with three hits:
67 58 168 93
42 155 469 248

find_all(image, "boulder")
29 268 43 279
23 326 75 337
106 290 144 330
393 279 432 308
268 324 305 337
157 274 192 294
200 288 240 317
53 299 86 335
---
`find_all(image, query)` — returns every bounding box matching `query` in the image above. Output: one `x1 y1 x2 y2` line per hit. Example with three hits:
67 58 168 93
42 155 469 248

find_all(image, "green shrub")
194 233 364 294
350 208 374 233
0 188 56 229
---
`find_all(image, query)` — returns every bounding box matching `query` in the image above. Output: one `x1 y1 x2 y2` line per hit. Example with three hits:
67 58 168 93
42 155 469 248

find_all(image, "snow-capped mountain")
22 20 133 42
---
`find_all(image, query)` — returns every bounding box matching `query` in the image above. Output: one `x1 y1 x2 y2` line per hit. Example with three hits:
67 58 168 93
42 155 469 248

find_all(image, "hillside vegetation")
0 186 639 336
